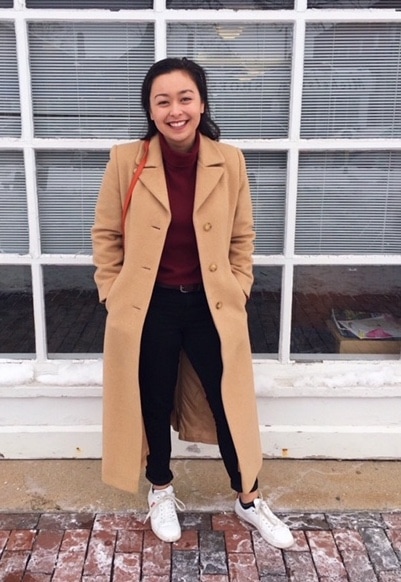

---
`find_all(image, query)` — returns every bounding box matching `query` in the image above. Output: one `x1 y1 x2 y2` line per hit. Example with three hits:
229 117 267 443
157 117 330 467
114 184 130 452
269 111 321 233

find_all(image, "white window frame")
0 0 400 364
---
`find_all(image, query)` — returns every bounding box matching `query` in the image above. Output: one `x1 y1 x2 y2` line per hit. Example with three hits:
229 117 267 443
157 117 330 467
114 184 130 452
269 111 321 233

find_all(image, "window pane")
29 22 154 138
245 152 286 254
36 150 108 254
0 1 13 8
309 1 399 7
296 151 401 254
0 266 35 355
168 23 292 139
44 266 106 355
0 152 29 254
27 0 152 7
302 23 401 139
292 265 401 357
248 266 281 355
168 0 293 8
0 22 20 137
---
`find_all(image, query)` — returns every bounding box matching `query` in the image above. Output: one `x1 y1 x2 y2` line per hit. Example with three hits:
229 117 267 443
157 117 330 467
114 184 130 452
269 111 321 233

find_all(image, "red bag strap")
122 140 150 245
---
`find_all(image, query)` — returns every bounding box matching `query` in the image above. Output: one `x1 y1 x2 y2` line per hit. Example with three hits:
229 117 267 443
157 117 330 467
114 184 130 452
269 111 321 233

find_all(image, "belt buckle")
179 284 191 293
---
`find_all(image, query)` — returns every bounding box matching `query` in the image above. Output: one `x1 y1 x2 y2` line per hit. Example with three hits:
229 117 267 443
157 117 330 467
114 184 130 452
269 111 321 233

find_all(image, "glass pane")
0 1 13 8
248 266 281 355
27 0 152 6
309 1 400 7
296 151 401 255
302 23 401 139
0 22 20 137
0 266 35 355
0 151 29 254
36 150 108 254
29 22 154 138
168 22 292 139
44 266 106 355
292 265 401 357
168 0 293 7
245 152 286 254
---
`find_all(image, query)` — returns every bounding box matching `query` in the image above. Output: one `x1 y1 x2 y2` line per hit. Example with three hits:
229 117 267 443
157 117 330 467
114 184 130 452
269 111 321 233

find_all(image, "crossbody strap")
122 139 150 246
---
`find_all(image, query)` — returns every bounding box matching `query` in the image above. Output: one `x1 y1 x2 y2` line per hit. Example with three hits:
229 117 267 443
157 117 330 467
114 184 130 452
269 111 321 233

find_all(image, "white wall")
1 359 400 460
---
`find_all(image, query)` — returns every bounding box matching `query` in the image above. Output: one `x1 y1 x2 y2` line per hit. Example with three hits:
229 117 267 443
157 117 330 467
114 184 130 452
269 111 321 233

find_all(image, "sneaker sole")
150 527 181 543
234 510 294 549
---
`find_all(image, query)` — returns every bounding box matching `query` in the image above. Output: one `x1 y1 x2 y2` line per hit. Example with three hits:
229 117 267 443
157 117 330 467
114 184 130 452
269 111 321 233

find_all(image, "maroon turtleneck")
156 132 202 286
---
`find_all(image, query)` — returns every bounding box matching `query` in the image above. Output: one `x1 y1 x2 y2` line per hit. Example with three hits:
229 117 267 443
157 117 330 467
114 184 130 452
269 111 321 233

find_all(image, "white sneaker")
145 485 184 543
235 496 294 549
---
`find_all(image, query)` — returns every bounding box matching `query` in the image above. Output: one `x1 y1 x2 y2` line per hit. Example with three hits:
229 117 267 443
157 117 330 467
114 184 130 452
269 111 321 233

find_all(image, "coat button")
203 222 212 231
209 263 217 272
216 301 223 309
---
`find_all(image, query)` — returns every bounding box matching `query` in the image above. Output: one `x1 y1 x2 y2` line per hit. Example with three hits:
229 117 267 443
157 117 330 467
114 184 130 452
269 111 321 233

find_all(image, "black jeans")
139 285 257 493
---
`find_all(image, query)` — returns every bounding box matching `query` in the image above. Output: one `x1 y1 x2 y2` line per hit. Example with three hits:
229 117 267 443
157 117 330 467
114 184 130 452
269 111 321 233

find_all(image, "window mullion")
155 16 167 61
15 15 33 141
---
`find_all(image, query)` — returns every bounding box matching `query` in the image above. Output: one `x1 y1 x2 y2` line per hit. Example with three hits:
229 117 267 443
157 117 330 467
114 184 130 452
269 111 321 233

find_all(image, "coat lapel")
137 136 170 212
194 136 225 212
135 134 225 213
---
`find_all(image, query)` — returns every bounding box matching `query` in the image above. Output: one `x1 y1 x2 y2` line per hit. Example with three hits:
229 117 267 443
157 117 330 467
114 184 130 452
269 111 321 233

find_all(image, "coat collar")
137 133 225 212
195 134 225 211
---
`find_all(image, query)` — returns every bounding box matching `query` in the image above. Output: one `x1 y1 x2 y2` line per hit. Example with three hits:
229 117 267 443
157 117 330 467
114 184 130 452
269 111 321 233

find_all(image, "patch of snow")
0 362 34 386
36 361 103 386
294 368 401 389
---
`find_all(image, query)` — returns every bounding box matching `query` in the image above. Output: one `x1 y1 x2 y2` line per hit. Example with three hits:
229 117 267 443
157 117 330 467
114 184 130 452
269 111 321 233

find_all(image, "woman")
92 57 293 549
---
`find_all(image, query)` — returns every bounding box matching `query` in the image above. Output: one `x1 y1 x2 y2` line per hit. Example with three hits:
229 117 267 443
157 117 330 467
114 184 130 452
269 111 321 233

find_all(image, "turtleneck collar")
159 131 200 168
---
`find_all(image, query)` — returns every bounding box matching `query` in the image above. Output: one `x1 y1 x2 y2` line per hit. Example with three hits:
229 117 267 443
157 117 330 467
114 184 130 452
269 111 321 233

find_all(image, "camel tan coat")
92 133 263 494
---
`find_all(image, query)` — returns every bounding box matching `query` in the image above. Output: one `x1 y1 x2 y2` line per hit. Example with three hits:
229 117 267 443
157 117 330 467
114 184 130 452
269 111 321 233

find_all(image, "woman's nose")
169 100 182 116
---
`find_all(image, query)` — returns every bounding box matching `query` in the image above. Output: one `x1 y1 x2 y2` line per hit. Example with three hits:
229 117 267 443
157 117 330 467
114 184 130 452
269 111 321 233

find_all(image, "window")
168 22 293 139
26 1 152 8
309 1 400 8
0 152 28 254
0 22 20 137
167 0 293 7
44 266 106 355
302 23 401 139
36 150 108 254
29 22 154 138
1 2 400 362
296 151 401 255
248 267 282 355
0 266 34 356
245 152 286 254
292 265 401 356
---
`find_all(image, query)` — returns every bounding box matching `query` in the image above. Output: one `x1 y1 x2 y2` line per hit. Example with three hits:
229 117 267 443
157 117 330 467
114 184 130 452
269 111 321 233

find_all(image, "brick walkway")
1 511 401 581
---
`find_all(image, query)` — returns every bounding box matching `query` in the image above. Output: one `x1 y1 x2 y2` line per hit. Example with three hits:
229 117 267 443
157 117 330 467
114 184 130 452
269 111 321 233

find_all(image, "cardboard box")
326 320 401 355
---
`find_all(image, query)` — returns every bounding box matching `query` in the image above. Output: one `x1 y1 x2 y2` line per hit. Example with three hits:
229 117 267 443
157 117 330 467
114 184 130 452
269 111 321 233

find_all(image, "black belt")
156 283 203 293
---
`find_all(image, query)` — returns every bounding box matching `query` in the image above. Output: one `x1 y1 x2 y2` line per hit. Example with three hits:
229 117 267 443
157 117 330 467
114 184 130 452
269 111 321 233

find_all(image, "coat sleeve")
229 148 255 298
91 145 125 303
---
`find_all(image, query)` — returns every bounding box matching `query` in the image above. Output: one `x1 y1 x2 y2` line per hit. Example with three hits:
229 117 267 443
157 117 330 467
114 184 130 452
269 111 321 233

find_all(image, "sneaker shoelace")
144 492 185 525
255 498 286 531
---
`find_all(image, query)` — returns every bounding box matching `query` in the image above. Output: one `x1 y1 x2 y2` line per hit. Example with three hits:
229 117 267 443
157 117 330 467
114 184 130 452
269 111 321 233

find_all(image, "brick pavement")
0 511 401 581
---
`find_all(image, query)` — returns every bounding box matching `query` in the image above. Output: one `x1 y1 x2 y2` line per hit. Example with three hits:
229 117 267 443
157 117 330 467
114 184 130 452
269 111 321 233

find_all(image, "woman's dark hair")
140 57 220 141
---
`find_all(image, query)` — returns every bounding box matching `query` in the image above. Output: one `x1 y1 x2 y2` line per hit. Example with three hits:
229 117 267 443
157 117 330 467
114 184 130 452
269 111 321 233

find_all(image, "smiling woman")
91 57 294 550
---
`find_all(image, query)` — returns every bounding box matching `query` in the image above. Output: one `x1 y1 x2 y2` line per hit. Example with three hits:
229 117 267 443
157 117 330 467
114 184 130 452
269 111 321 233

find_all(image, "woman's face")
149 70 205 153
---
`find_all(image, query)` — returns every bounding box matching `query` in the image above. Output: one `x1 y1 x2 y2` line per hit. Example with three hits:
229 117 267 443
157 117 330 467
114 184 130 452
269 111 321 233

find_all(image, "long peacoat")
92 133 263 495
